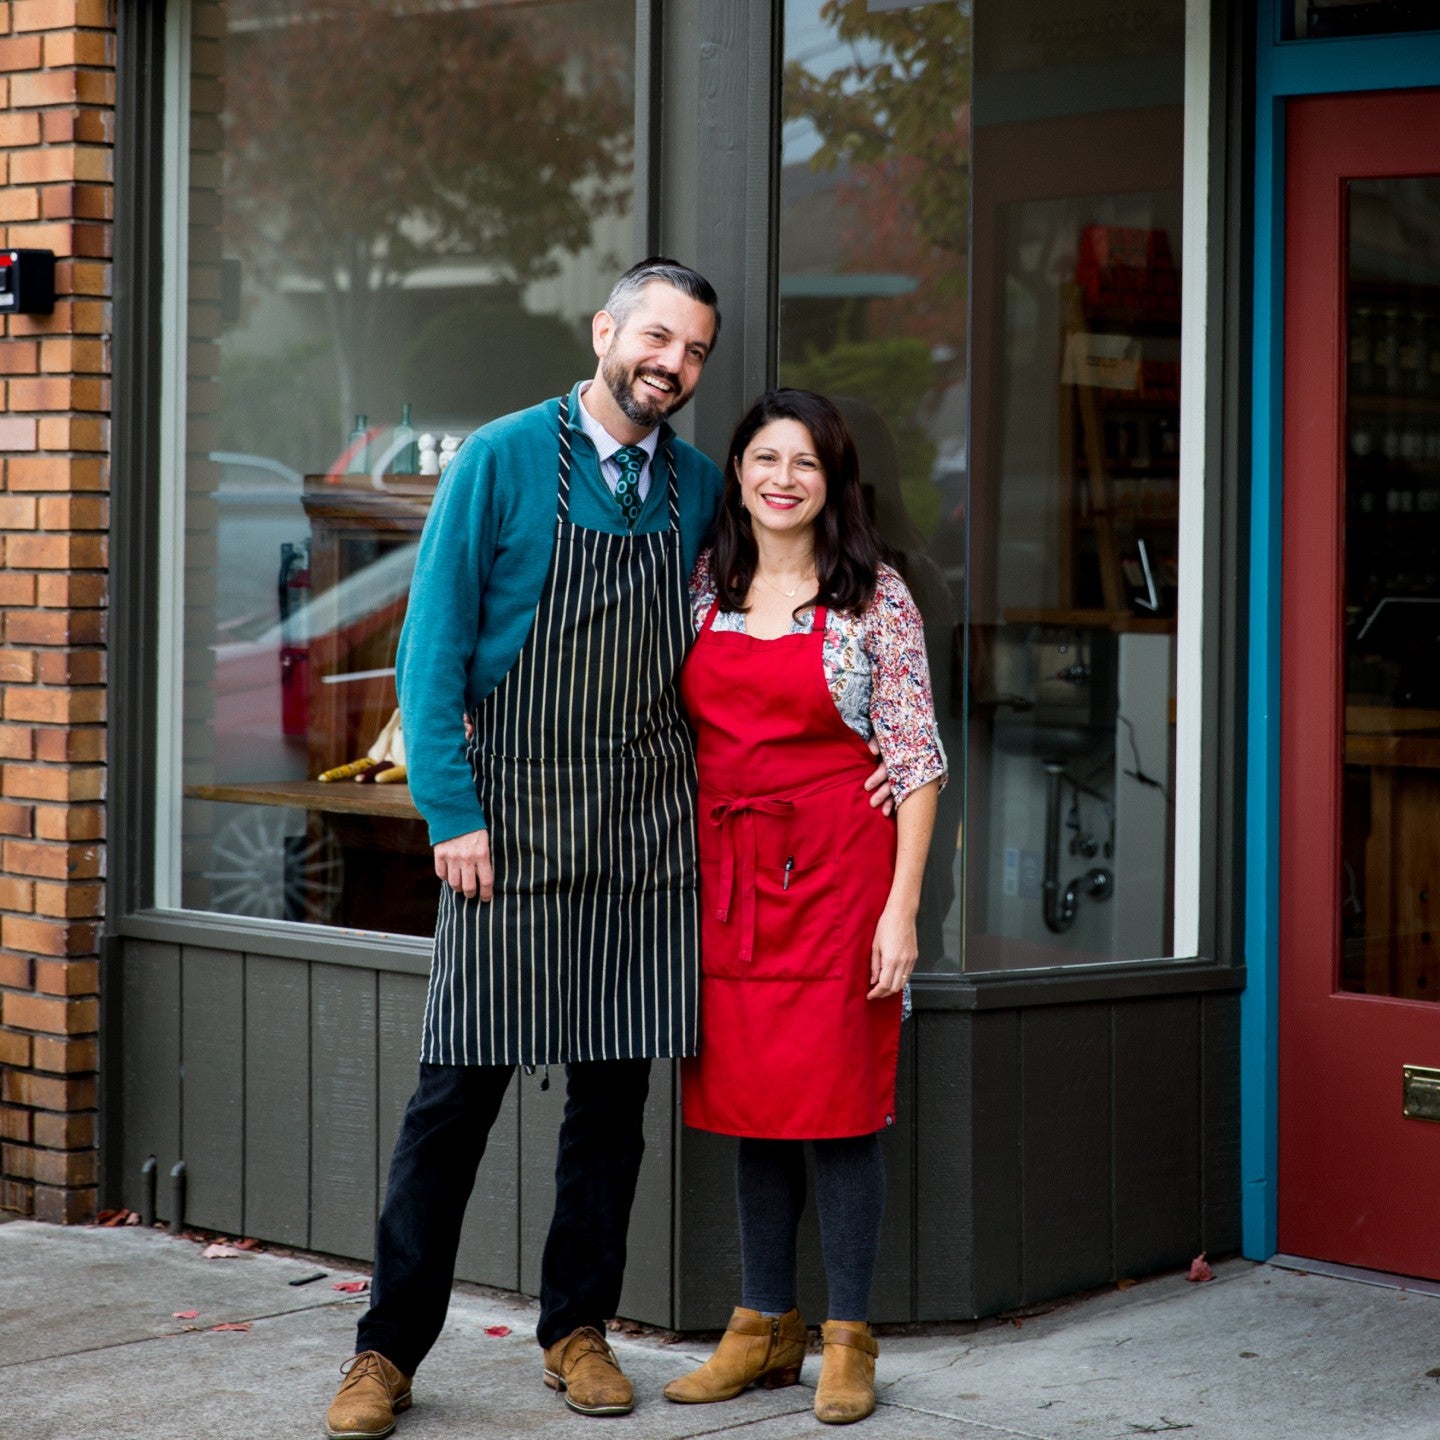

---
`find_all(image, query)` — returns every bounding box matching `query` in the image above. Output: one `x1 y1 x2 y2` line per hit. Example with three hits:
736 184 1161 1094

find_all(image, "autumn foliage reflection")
221 0 632 428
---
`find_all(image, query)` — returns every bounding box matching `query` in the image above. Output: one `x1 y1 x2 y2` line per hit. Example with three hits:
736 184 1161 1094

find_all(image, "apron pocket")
700 816 842 981
484 754 696 897
478 759 581 895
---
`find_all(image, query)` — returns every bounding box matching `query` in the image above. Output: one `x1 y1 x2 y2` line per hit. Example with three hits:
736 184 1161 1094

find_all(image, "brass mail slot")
1402 1065 1440 1122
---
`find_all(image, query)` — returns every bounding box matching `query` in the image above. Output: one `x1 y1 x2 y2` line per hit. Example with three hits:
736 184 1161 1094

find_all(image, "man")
325 258 724 1440
325 258 889 1438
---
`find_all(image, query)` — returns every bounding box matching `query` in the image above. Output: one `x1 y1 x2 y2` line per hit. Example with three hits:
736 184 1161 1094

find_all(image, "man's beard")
601 350 690 428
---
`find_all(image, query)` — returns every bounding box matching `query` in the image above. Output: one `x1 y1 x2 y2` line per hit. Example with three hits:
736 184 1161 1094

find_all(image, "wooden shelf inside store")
1001 606 1175 634
186 779 422 820
1344 706 1440 770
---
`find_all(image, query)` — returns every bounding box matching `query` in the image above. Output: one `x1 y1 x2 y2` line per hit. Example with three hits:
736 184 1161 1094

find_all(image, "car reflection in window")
208 452 418 785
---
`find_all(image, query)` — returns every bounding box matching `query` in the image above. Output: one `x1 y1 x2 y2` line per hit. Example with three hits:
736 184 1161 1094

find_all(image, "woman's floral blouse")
688 551 947 804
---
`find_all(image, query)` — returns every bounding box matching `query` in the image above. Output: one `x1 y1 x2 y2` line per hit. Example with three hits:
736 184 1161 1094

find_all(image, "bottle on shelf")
347 414 370 475
1350 305 1374 395
1411 307 1432 398
1379 308 1403 396
392 403 419 475
1398 295 1422 397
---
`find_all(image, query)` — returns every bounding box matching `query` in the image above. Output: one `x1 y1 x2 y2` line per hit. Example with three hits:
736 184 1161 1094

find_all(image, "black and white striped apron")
420 396 699 1067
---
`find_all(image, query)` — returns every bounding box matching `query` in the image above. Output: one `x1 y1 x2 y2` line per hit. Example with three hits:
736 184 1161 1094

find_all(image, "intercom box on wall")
0 249 56 314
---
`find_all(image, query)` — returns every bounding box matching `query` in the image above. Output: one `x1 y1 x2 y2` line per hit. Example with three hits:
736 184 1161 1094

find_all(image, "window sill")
910 958 1243 1010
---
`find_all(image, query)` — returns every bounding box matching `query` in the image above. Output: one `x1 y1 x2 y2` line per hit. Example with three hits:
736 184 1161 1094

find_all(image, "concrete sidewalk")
5 1216 1440 1440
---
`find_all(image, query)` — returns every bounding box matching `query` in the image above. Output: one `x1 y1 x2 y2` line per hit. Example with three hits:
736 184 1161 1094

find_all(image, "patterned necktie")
612 445 646 531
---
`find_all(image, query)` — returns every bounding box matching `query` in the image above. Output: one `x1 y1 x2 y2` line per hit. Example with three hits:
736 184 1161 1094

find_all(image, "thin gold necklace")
756 568 815 600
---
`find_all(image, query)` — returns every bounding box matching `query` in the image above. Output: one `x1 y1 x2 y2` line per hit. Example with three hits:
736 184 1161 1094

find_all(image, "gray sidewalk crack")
877 1398 1057 1440
635 1399 817 1438
877 1342 979 1387
0 1297 362 1372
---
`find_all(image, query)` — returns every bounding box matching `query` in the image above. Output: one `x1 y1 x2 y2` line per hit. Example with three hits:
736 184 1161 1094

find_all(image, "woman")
667 389 945 1424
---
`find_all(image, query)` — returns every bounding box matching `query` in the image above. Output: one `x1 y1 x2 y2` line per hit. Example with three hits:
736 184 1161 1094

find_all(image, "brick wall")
0 0 113 1224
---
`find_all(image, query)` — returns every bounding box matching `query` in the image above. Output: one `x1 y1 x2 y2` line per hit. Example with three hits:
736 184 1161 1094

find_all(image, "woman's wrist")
882 894 920 923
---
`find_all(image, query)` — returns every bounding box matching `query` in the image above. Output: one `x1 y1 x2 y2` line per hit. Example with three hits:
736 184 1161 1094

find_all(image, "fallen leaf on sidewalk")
210 1322 252 1333
485 1325 511 1337
97 1209 138 1227
332 1280 369 1294
231 1237 261 1251
202 1243 254 1259
173 1310 199 1320
1187 1253 1213 1283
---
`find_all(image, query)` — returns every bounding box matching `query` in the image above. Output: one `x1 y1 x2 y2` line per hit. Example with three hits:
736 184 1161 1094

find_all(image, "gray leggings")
736 1134 885 1323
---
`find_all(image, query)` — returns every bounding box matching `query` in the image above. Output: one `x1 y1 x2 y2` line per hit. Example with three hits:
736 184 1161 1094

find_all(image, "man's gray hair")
603 257 721 345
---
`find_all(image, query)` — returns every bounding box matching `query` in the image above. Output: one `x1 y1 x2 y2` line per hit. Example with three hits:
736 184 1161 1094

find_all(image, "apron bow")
707 795 795 964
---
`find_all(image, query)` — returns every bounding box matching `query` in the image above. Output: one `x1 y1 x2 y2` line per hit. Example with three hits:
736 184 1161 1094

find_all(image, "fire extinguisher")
278 538 311 737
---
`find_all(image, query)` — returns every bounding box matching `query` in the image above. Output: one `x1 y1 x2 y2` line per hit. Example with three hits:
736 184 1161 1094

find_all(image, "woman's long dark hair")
711 388 886 617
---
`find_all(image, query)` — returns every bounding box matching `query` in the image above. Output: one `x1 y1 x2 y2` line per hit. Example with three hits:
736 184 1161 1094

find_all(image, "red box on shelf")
1075 226 1179 315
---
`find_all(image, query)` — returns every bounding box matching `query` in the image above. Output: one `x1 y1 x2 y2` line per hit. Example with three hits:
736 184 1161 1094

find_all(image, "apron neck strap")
557 393 574 522
558 392 679 530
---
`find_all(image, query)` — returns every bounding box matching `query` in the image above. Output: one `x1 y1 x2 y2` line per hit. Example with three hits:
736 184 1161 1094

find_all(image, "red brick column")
0 0 114 1224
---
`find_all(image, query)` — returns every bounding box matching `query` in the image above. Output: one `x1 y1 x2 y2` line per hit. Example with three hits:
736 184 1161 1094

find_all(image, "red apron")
677 600 901 1139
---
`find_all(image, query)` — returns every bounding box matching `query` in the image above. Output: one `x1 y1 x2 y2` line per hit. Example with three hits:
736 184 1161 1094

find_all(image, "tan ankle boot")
814 1320 878 1424
663 1306 807 1403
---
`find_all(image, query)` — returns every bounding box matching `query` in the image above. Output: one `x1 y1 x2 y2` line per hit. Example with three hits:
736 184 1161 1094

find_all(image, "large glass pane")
778 0 1190 972
1290 1 1440 39
171 0 635 932
1340 177 1440 1001
778 1 971 971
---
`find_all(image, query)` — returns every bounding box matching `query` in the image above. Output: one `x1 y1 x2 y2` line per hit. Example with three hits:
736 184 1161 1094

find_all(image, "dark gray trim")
117 909 432 974
1218 0 1256 977
108 5 164 927
1196 1 1229 969
1187 0 1248 975
110 1 165 922
656 0 778 465
912 959 1245 1011
104 0 169 1210
633 0 663 256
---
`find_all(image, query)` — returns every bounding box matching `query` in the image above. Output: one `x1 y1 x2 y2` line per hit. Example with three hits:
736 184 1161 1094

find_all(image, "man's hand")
864 737 895 816
434 828 493 901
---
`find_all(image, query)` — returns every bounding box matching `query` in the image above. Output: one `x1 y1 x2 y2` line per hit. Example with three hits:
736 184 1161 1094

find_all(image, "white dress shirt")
577 381 659 503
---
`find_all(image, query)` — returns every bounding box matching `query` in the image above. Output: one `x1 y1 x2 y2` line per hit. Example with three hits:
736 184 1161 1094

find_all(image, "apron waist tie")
707 796 794 964
706 773 868 964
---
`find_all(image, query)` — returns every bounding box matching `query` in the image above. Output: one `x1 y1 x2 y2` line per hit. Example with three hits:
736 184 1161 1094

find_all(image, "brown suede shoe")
542 1325 635 1415
325 1351 413 1439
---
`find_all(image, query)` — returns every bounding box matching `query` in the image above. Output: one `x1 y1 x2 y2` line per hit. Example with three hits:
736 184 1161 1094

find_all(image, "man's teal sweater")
396 380 724 844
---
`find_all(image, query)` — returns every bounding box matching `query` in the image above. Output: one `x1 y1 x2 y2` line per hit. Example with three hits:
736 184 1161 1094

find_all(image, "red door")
1280 91 1440 1278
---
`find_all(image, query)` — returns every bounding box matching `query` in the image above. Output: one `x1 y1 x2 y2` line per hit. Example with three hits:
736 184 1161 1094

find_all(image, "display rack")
1044 229 1182 631
184 475 437 934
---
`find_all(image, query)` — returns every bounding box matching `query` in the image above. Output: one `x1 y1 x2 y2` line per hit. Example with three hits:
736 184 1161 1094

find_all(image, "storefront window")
779 0 1191 972
1289 1 1440 39
161 0 635 933
1340 177 1440 1001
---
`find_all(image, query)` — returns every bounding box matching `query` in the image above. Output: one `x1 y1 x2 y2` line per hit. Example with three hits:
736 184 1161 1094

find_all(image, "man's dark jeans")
356 1057 652 1376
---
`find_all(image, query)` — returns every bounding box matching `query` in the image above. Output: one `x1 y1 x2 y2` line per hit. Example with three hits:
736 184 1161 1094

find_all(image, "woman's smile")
737 418 829 533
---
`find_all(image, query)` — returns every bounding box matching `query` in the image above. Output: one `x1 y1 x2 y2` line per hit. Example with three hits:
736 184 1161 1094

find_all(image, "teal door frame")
1243 3 1440 1261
